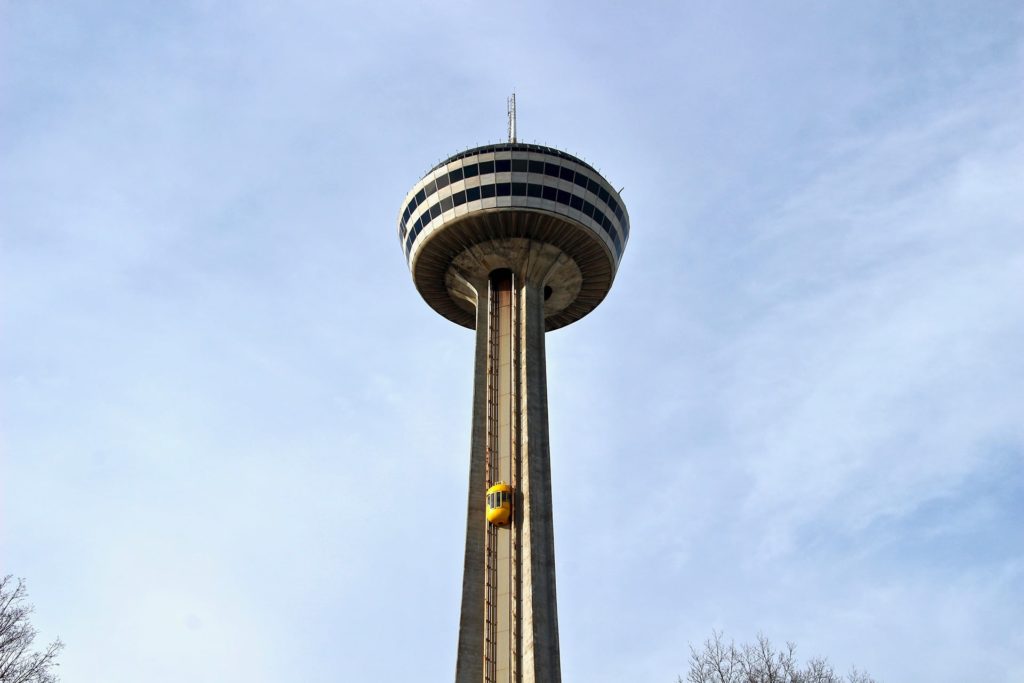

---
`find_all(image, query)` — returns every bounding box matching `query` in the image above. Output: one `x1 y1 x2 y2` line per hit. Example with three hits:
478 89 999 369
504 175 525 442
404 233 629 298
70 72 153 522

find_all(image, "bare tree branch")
0 577 62 683
680 631 877 683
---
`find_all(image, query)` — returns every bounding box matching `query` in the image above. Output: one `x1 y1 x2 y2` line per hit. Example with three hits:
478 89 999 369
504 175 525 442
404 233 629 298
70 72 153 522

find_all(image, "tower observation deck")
398 124 629 683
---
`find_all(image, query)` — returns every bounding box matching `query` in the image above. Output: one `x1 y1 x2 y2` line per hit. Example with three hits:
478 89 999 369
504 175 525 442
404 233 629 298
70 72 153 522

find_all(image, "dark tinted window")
511 182 526 196
542 185 557 201
582 200 595 217
528 160 544 174
544 163 560 177
608 197 618 214
466 186 481 202
511 159 528 172
597 187 609 202
481 184 496 199
569 194 583 211
440 195 454 212
559 167 574 181
495 159 511 173
415 188 426 204
429 204 441 218
527 183 542 198
425 180 437 195
436 174 450 190
573 173 588 189
453 191 466 207
496 183 512 197
556 189 570 205
428 144 600 176
587 178 600 194
593 208 606 225
479 160 495 175
463 163 478 178
449 167 464 182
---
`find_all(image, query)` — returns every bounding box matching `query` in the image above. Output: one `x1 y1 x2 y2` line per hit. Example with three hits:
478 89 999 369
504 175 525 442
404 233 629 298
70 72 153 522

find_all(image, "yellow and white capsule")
486 482 513 526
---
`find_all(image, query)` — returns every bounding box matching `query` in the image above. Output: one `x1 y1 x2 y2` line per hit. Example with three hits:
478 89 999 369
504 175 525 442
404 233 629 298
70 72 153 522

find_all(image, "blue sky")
2 1 1023 681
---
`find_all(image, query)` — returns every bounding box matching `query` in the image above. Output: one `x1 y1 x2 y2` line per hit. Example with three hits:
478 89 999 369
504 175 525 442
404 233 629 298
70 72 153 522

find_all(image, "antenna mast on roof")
507 93 517 143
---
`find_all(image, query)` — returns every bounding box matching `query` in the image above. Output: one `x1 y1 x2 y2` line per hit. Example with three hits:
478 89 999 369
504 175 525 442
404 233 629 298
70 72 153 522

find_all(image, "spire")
507 93 517 143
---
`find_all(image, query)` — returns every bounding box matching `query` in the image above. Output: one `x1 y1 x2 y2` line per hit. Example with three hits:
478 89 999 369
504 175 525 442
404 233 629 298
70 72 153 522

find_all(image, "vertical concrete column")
456 267 561 683
455 294 490 683
516 276 561 683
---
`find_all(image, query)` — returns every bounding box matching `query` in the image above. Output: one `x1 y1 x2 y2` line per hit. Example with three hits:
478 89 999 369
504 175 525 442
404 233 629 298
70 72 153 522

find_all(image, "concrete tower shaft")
457 266 560 683
399 141 628 683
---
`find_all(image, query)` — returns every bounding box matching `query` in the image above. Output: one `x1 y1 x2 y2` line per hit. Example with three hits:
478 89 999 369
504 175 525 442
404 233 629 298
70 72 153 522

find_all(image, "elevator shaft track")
483 270 520 683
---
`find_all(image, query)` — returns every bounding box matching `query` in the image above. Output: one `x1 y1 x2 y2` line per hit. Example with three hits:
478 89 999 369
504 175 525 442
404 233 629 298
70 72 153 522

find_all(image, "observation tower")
397 97 629 683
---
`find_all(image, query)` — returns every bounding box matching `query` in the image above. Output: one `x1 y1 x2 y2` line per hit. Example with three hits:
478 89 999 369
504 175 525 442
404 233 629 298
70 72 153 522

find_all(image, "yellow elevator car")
486 482 513 525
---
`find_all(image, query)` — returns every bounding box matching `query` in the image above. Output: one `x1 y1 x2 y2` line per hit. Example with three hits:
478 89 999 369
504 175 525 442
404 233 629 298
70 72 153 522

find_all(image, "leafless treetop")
682 631 878 683
0 576 63 683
